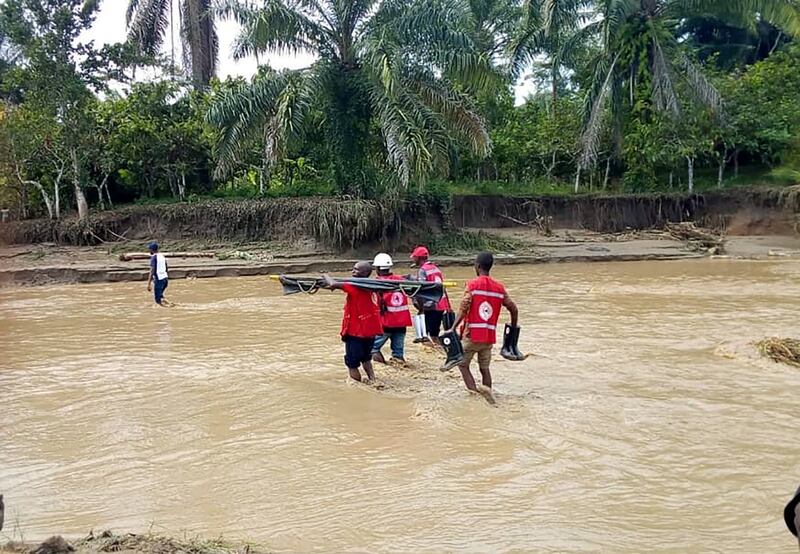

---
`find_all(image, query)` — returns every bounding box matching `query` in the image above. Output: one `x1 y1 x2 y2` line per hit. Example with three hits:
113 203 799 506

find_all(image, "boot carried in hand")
500 324 528 361
439 330 464 371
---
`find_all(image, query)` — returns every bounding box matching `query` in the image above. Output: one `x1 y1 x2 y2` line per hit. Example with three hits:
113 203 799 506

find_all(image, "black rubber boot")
510 325 526 360
500 324 525 361
439 331 464 371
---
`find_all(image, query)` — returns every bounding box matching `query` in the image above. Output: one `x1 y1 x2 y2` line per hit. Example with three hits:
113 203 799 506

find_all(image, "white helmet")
373 253 394 269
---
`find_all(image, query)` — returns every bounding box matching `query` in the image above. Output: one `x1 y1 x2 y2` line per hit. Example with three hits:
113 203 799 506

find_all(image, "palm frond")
669 0 800 36
126 0 171 56
651 35 680 118
579 52 619 169
230 0 332 59
126 0 142 25
406 73 490 158
208 68 314 178
680 54 723 112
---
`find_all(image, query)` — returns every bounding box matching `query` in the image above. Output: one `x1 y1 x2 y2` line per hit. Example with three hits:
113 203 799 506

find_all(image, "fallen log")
119 252 217 262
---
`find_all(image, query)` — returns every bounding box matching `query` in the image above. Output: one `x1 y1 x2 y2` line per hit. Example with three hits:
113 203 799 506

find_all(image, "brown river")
2 259 800 552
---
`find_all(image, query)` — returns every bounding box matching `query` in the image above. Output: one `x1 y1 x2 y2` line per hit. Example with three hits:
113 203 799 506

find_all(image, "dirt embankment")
1 188 800 287
2 188 799 250
453 188 800 235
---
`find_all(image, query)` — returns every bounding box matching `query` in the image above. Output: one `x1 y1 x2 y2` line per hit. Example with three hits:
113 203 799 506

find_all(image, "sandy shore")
1 229 799 287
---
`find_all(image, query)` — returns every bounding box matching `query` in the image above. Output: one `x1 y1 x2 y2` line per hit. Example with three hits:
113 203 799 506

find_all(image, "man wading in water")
447 252 518 404
146 242 171 306
324 262 383 383
410 246 451 341
371 253 412 365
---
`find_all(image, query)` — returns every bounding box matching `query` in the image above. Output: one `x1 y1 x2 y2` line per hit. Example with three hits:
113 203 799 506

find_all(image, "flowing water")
2 260 800 553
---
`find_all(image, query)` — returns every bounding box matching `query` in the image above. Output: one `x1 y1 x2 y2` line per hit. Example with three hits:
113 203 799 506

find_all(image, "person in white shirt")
146 242 170 306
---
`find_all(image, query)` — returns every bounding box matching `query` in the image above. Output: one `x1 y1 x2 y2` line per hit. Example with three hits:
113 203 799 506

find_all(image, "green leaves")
210 0 492 194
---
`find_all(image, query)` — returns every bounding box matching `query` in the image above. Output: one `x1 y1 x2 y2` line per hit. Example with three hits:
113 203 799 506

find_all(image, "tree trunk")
574 166 582 193
54 181 60 219
179 171 187 200
95 185 105 210
167 172 178 198
603 157 611 189
717 158 725 188
70 149 89 220
733 149 739 178
687 156 695 193
105 184 113 208
74 183 89 221
551 62 558 115
669 171 674 189
101 174 113 208
16 167 53 219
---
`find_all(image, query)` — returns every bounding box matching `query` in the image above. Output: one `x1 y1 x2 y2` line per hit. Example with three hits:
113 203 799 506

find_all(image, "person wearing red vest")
323 261 384 383
447 252 518 402
370 253 412 364
410 245 451 340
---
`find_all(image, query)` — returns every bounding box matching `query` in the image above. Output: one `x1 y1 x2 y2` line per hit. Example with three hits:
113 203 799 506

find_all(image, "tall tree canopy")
126 0 218 88
207 0 494 196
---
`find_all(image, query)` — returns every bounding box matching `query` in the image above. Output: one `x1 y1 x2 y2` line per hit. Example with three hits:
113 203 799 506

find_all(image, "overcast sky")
88 2 532 101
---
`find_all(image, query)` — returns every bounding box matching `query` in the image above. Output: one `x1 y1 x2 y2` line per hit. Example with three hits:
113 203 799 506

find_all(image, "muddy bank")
454 187 800 234
2 232 799 287
2 531 271 554
0 197 441 250
1 188 798 249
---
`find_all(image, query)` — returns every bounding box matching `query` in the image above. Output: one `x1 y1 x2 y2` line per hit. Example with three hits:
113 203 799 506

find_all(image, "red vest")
377 274 412 328
341 284 384 338
420 261 451 311
465 275 506 344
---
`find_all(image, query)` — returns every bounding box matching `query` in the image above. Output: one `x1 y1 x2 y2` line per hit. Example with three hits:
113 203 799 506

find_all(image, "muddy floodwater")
2 260 800 552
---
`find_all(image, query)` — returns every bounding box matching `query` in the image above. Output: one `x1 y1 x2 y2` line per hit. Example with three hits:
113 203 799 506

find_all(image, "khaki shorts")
461 337 492 370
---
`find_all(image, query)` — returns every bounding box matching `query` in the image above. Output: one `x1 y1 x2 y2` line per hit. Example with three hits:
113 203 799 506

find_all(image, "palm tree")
126 0 218 89
208 0 492 196
576 0 800 187
511 0 594 113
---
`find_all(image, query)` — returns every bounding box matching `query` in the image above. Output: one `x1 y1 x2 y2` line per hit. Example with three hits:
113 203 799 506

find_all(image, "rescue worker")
446 252 519 403
371 253 412 364
323 262 383 383
410 245 451 340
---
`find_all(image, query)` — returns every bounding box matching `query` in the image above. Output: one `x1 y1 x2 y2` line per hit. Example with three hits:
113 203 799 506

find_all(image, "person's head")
410 246 429 267
148 242 159 254
373 253 394 276
475 251 494 276
352 261 373 278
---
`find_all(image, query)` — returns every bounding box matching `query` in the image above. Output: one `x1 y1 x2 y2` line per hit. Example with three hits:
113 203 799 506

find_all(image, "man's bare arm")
503 294 519 326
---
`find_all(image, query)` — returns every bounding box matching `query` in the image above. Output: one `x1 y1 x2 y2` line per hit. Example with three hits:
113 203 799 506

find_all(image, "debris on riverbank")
665 222 726 254
2 531 271 554
755 337 800 368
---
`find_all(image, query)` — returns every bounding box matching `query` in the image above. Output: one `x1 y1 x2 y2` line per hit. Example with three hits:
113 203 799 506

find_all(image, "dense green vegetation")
0 0 799 220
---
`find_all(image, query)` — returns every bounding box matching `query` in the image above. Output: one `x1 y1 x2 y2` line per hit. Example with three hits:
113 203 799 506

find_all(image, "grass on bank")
124 165 795 206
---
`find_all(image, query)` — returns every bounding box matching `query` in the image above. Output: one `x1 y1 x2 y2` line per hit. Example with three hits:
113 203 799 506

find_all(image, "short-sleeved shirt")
341 283 384 338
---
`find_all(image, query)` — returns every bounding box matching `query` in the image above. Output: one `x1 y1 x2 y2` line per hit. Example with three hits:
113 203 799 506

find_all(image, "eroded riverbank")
2 230 800 287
